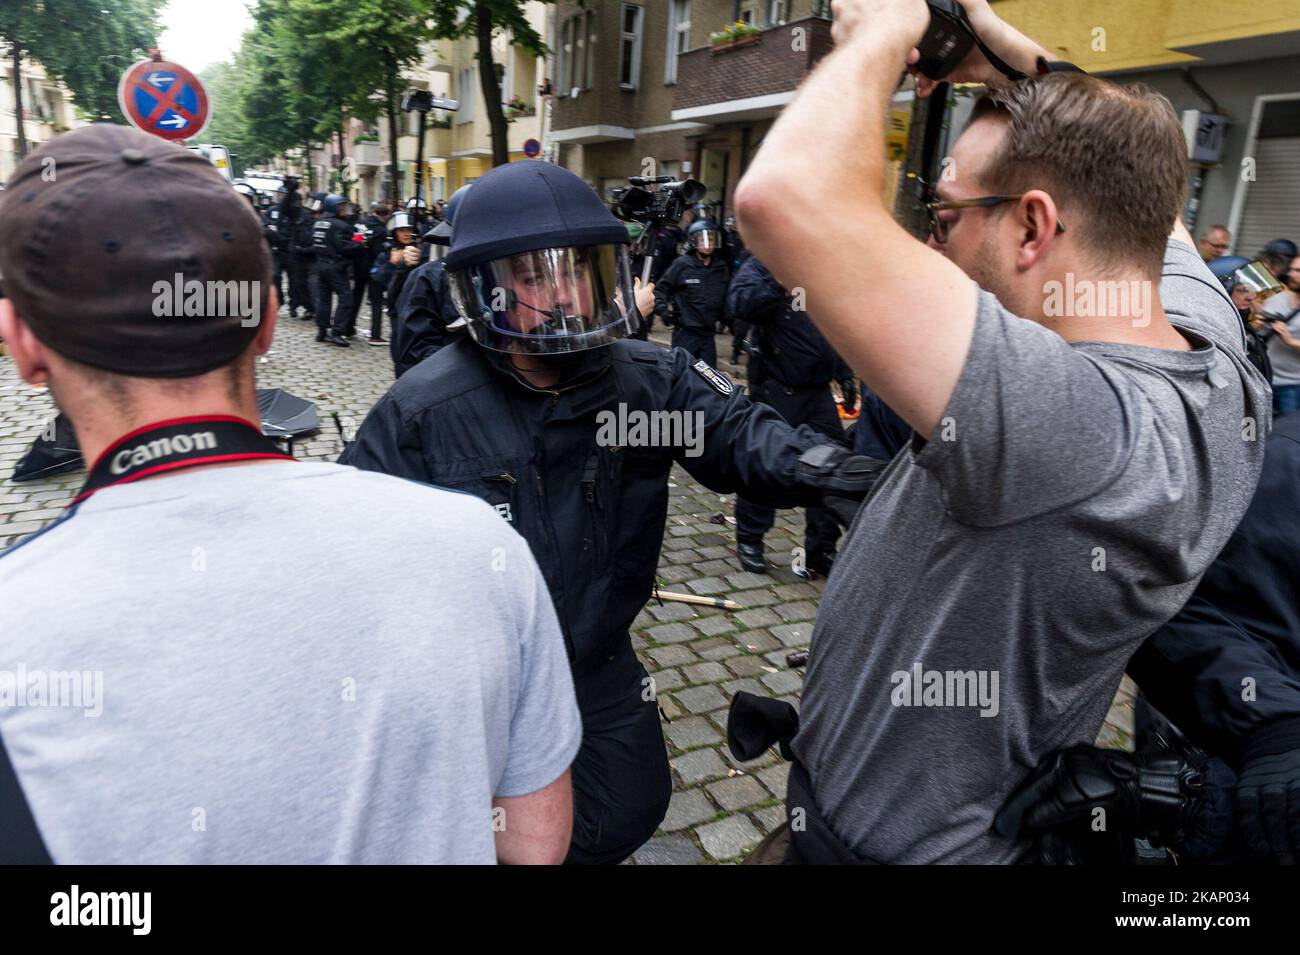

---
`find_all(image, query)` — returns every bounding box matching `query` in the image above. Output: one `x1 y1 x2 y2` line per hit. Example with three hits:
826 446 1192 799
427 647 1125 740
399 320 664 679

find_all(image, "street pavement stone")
2 321 1138 863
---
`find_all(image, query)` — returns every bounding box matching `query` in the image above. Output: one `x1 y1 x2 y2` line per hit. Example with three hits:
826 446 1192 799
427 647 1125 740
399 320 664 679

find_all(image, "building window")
458 68 476 123
559 10 596 95
619 4 643 90
767 0 787 25
665 0 691 85
560 16 574 93
586 9 597 90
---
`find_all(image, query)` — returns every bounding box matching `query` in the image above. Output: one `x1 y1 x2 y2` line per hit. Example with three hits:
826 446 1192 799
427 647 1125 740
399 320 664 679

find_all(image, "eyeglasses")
925 194 1067 245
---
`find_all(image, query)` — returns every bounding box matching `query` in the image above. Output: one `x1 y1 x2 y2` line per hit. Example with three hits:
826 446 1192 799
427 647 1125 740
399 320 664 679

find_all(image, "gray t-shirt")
1262 290 1300 386
793 239 1271 863
0 462 581 863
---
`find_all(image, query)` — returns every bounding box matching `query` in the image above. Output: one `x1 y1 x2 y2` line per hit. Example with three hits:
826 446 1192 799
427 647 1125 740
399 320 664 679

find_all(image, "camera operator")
340 160 884 865
654 218 731 368
0 125 580 864
728 254 856 579
733 0 1270 863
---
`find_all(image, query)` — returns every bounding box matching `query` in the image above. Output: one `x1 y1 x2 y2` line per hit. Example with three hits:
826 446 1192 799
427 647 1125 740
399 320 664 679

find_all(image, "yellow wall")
992 0 1300 73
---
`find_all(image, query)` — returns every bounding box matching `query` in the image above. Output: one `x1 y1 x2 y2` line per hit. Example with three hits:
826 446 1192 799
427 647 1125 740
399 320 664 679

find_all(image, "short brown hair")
970 73 1188 276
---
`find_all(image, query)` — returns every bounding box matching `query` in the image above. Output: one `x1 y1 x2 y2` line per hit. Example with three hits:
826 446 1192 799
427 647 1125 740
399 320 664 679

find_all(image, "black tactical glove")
795 444 888 528
995 744 1209 865
839 379 858 415
1236 716 1300 864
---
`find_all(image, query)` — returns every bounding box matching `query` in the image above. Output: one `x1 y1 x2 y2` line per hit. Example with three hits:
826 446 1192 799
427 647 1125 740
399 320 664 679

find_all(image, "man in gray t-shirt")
734 2 1270 862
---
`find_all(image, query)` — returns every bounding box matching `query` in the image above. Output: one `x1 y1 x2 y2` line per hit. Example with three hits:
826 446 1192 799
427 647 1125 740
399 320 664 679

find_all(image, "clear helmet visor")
693 229 722 255
449 245 640 355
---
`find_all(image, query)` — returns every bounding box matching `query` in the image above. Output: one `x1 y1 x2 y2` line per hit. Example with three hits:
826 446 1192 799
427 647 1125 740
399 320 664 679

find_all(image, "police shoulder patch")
692 359 734 396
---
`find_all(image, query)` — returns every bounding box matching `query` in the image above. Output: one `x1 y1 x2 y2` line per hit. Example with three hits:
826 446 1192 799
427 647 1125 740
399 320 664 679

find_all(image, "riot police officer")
347 201 390 343
655 218 731 368
339 161 882 865
728 255 858 579
389 183 472 377
311 193 363 346
405 196 433 235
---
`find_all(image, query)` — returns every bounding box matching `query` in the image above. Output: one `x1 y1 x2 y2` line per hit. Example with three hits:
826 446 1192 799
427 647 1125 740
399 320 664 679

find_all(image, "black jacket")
390 258 462 377
726 255 850 390
655 253 730 333
340 338 828 673
310 214 361 266
358 214 388 265
386 243 432 316
1129 412 1300 764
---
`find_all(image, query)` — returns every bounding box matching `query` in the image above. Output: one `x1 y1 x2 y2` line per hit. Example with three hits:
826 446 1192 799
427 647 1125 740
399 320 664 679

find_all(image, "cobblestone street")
0 310 1134 863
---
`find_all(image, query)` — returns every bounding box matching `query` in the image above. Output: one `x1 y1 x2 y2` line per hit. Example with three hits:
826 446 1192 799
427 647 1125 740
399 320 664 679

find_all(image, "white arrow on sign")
146 72 176 89
158 115 188 128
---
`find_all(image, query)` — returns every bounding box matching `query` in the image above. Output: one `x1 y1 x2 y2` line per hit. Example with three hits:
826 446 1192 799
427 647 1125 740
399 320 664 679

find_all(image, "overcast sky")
157 0 255 72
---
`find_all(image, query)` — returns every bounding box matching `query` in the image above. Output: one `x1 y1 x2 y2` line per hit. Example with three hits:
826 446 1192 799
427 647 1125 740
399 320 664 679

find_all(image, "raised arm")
735 0 1056 437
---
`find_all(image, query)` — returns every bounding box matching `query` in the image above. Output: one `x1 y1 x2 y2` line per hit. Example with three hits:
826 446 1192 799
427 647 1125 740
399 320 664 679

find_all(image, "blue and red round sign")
523 138 541 158
117 59 210 142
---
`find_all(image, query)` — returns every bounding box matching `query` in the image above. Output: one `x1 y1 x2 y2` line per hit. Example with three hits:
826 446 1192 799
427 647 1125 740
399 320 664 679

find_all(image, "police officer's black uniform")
346 208 388 339
290 196 320 318
340 161 878 864
655 225 730 369
389 258 461 378
729 255 854 575
311 195 362 345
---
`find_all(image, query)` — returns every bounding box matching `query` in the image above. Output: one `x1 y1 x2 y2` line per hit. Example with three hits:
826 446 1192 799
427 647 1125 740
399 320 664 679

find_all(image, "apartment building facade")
0 49 81 184
548 0 839 215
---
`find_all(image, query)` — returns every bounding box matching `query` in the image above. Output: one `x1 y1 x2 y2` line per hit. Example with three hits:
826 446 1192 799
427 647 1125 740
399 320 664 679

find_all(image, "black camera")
914 0 976 80
611 176 707 225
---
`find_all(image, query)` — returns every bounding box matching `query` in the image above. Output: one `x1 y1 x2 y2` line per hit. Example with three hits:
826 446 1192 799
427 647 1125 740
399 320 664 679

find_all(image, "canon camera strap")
72 414 294 507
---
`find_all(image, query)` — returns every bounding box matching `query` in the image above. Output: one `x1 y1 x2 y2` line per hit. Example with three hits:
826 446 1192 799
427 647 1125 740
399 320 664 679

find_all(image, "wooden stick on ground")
653 589 742 611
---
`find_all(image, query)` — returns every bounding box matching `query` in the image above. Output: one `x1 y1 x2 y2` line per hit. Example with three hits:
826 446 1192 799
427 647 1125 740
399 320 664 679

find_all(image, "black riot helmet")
687 218 723 256
322 193 351 217
444 162 639 356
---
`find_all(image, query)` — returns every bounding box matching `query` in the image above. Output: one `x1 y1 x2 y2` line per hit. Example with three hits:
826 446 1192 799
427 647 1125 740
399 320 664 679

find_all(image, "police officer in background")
389 183 471 377
347 200 390 344
291 192 325 320
405 196 433 236
655 218 731 368
311 193 363 346
264 183 314 318
340 161 882 864
729 255 858 579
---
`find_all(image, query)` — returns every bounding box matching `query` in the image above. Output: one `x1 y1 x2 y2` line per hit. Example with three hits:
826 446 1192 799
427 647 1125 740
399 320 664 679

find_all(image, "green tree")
300 0 433 199
0 0 163 158
428 1 553 168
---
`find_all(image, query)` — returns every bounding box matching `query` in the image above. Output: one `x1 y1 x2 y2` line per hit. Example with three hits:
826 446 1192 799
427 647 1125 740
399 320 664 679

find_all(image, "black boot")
315 328 327 342
736 540 767 574
326 333 350 347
